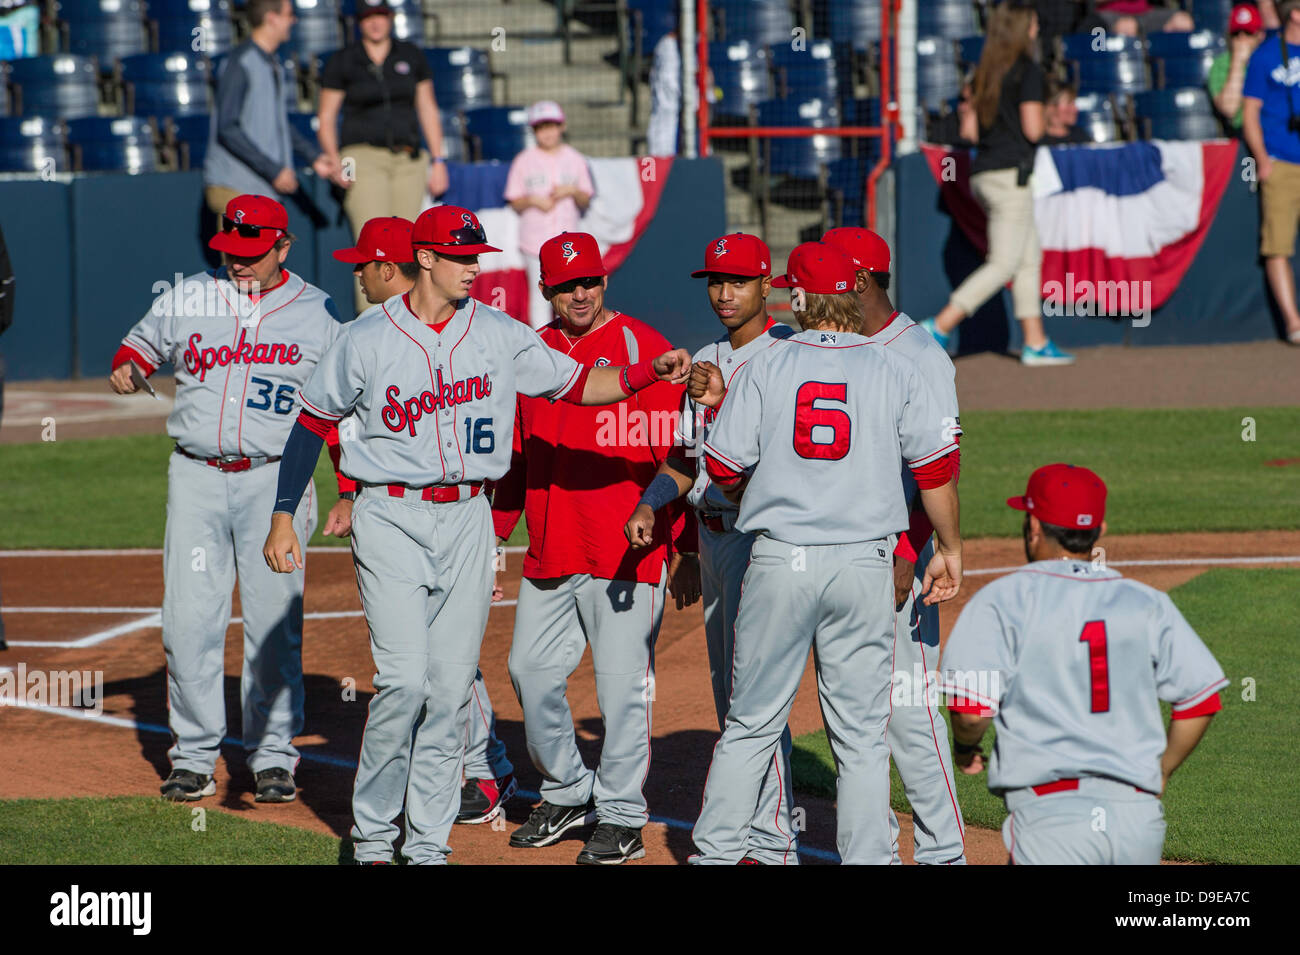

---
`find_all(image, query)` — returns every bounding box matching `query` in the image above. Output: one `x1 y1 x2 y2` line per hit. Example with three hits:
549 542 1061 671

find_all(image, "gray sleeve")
1151 593 1228 712
897 359 959 468
214 53 285 182
701 360 762 472
511 323 583 399
939 589 1015 713
121 291 178 369
299 329 364 420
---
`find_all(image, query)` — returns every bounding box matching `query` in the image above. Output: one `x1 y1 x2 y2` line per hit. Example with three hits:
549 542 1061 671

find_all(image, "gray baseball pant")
693 535 896 864
508 567 666 829
699 520 798 864
463 668 513 782
1003 778 1166 864
162 453 316 776
348 488 493 864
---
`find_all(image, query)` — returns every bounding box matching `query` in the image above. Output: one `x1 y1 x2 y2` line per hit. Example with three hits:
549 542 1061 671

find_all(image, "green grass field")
0 797 341 865
1 406 1297 548
792 568 1300 864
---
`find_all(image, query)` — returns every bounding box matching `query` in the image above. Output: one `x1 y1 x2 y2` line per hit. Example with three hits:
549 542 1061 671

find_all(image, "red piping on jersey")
919 637 966 856
297 409 333 438
384 300 447 481
908 440 960 468
111 344 158 376
639 582 657 815
554 362 587 403
787 338 874 350
772 751 792 865
1172 681 1227 716
446 300 476 481
234 310 266 456
873 311 904 342
1017 567 1123 582
703 452 744 487
299 393 341 421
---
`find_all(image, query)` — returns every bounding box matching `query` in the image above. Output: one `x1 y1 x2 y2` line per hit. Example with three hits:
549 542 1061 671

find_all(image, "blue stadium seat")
756 97 841 178
66 115 158 172
917 0 978 40
1133 87 1222 140
958 34 984 68
770 39 840 103
1061 33 1143 62
431 109 466 163
1062 35 1149 95
1190 0 1234 33
287 110 319 145
1147 30 1225 89
464 105 532 162
166 112 210 169
121 52 212 117
709 40 771 120
152 0 236 56
57 0 148 67
1073 92 1121 143
715 0 793 47
826 155 872 227
823 0 883 55
283 0 344 61
626 0 677 58
839 98 882 162
7 55 101 120
423 47 493 113
916 35 962 109
0 116 68 173
0 80 9 118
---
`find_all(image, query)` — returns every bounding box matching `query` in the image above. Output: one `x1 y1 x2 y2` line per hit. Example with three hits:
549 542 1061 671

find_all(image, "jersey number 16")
793 381 851 461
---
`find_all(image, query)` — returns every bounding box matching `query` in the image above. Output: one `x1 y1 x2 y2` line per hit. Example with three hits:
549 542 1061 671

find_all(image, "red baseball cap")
1229 3 1262 33
770 242 857 294
821 226 891 273
209 194 288 258
411 205 501 255
333 216 414 264
690 233 771 278
539 231 606 286
1007 463 1108 530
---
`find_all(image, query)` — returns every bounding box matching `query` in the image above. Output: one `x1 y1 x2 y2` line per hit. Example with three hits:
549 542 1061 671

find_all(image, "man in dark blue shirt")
1244 0 1300 344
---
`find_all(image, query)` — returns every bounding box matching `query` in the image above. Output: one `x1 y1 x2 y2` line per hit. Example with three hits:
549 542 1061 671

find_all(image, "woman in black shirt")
317 0 448 309
922 1 1074 366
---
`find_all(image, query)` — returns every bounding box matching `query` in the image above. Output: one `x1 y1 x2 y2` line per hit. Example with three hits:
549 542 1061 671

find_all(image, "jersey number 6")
793 381 851 461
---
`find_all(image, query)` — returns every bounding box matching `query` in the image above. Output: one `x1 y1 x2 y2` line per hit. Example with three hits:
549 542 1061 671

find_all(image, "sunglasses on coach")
222 215 281 238
549 275 602 294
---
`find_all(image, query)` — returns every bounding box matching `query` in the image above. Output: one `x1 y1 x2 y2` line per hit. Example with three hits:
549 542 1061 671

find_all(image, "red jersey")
491 310 691 583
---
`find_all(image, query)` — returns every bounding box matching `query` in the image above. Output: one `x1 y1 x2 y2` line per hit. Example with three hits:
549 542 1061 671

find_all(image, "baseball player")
623 232 800 865
493 231 694 865
940 464 1227 865
263 208 692 865
822 227 967 865
334 216 518 824
109 194 349 804
687 242 964 865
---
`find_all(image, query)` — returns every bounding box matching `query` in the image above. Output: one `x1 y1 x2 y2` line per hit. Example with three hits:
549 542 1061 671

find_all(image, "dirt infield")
2 531 1295 865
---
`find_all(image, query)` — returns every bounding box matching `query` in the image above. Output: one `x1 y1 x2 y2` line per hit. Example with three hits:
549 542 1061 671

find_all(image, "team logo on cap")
1077 514 1094 526
375 249 386 257
234 209 245 223
561 241 578 263
714 238 728 256
461 212 475 228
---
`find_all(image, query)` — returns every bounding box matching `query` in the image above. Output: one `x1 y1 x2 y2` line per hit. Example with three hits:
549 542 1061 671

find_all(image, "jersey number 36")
793 381 851 461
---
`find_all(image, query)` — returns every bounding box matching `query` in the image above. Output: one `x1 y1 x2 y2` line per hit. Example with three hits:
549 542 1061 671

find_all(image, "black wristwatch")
339 491 357 501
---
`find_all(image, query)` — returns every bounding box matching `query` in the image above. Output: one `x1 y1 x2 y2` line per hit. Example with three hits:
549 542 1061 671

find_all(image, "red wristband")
620 358 658 395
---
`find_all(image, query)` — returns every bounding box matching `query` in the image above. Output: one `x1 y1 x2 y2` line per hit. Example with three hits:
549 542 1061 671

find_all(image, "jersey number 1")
793 382 851 460
1079 620 1110 713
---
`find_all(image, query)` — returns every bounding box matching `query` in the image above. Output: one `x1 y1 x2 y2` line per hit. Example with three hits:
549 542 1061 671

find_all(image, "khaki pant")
950 167 1042 320
339 144 430 313
204 184 243 217
1260 158 1300 258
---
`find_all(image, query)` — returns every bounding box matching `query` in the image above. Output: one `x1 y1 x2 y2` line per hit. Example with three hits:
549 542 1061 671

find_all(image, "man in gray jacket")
204 0 338 216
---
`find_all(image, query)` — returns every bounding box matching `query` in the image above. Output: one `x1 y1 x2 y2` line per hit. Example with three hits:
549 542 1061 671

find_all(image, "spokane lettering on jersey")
182 331 302 382
382 370 492 436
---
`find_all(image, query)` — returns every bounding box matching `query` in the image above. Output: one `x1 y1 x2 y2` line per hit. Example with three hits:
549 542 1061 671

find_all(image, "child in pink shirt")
504 101 595 328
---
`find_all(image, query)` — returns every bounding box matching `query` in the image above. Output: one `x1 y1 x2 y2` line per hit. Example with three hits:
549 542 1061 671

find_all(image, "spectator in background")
505 101 594 330
1040 78 1091 143
316 0 449 314
1210 4 1267 130
1088 2 1195 35
647 28 682 155
922 2 1075 366
204 0 337 221
1258 0 1282 30
1243 0 1300 344
1035 1 1088 66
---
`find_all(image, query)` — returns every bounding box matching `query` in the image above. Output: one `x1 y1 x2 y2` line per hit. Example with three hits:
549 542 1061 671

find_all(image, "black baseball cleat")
456 773 518 825
509 798 597 848
253 768 297 803
576 823 646 865
160 769 216 802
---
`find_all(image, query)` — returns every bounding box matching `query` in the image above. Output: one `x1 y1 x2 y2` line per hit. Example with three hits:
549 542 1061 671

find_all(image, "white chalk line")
1 699 841 863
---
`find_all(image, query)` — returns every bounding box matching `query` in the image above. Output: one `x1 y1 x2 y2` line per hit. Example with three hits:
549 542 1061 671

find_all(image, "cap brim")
1006 495 1030 512
416 242 502 255
209 231 277 257
332 248 371 263
690 267 767 278
770 275 795 288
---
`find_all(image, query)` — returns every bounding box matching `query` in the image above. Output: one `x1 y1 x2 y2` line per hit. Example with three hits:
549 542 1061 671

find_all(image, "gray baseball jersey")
122 269 344 458
940 560 1228 796
676 322 793 514
298 293 583 485
701 329 958 545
